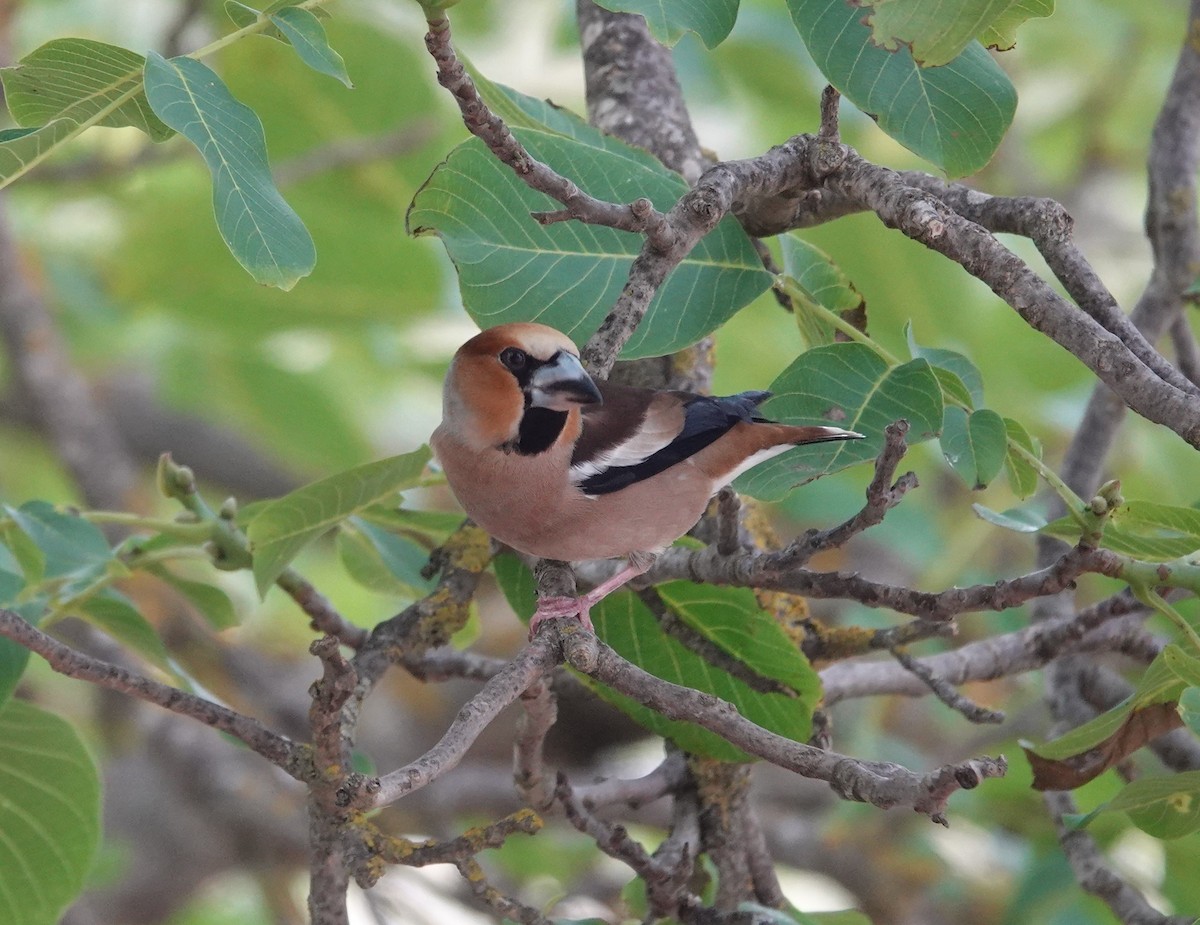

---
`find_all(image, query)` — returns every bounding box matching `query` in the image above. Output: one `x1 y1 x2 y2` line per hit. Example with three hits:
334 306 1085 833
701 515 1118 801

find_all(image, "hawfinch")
431 323 862 634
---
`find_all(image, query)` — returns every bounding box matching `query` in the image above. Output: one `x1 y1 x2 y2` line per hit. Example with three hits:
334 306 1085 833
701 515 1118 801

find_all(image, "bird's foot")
528 595 594 639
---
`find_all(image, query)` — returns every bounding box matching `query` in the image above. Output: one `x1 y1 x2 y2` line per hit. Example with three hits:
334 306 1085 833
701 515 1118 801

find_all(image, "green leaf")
337 518 435 597
1101 771 1200 839
1 38 171 140
905 322 984 407
592 0 740 48
4 501 112 584
940 406 1007 489
246 446 432 595
407 82 770 359
1179 686 1200 738
785 0 1016 176
492 556 814 759
0 569 33 707
493 552 537 618
735 343 943 502
77 589 172 673
1003 416 1041 498
146 566 239 630
978 0 1056 51
0 699 101 925
587 591 816 760
863 0 1054 67
1041 500 1200 561
269 7 353 87
1030 646 1187 761
971 503 1046 533
780 233 865 348
656 581 820 700
142 52 316 290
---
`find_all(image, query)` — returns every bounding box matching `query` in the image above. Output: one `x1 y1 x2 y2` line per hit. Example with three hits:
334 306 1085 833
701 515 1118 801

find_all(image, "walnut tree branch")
565 632 1007 823
0 608 306 777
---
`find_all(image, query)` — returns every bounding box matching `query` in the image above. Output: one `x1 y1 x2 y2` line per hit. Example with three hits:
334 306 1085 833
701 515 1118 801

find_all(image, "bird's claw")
528 595 595 639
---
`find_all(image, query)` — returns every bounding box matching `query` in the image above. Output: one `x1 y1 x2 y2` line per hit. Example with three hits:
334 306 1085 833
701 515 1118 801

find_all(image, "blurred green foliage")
0 0 1196 922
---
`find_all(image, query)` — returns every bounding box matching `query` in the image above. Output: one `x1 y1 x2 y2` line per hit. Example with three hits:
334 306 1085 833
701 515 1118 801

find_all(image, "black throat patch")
503 405 567 456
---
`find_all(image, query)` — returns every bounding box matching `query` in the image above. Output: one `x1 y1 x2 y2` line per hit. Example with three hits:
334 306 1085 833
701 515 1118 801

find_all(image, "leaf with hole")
785 0 1016 176
735 343 943 502
862 0 1055 66
143 52 316 290
1081 771 1200 840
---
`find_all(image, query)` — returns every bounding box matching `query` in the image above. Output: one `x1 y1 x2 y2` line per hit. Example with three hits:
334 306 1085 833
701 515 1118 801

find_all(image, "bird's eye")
499 347 528 371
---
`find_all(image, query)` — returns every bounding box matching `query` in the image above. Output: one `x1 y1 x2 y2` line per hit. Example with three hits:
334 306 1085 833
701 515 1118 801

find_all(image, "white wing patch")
569 395 682 487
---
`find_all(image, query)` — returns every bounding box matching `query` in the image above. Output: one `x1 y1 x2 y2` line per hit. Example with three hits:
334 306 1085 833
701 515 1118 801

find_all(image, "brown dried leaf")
1026 703 1184 791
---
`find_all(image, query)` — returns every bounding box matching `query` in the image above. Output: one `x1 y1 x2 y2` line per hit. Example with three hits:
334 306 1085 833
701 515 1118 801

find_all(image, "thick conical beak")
529 352 603 410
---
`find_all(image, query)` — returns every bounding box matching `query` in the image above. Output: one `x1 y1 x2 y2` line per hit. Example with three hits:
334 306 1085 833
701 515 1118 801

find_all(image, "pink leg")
528 558 652 638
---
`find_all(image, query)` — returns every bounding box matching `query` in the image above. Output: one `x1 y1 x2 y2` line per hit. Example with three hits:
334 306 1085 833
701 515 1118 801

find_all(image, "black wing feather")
577 390 772 496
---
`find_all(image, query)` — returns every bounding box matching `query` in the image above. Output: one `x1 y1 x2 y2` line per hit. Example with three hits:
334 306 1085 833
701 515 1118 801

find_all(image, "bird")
431 322 863 636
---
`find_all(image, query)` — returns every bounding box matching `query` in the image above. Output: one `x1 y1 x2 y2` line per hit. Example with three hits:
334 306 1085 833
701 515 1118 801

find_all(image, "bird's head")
442 323 602 450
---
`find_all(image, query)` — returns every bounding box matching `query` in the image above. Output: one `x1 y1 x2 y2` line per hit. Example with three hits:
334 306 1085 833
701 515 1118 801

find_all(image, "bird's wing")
570 384 772 496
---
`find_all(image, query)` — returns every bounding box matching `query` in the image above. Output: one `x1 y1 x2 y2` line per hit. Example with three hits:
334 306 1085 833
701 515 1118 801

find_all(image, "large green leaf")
863 0 1055 66
656 581 819 699
1 38 171 140
492 555 815 760
735 343 943 502
592 0 741 48
143 52 316 290
940 406 1007 489
0 699 101 925
246 446 432 595
785 0 1017 176
407 83 770 359
0 38 171 187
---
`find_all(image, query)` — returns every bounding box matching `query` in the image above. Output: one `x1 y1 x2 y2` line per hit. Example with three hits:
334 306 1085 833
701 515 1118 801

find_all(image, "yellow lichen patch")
802 620 878 662
441 523 492 572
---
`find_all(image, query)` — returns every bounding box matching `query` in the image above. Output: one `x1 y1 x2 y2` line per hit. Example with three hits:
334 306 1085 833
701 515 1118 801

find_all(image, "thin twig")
0 608 306 777
888 645 1005 724
366 634 562 809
